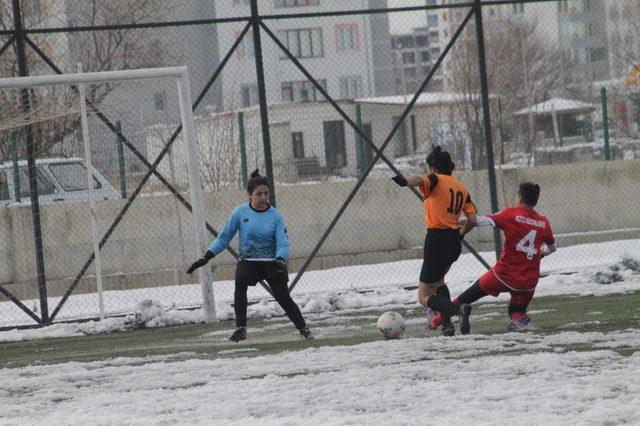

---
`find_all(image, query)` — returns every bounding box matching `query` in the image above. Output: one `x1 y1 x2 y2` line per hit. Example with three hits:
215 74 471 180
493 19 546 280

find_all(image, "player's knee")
418 284 436 306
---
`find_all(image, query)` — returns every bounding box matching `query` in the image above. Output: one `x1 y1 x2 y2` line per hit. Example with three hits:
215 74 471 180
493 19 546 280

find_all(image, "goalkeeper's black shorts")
420 228 462 284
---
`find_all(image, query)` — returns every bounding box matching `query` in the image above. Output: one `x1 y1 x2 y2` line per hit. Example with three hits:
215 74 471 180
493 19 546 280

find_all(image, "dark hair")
519 182 540 207
426 145 455 175
247 169 271 194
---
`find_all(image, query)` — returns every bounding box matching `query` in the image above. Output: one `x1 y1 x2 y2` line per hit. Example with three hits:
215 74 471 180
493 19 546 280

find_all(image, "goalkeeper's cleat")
425 308 443 331
507 314 531 333
229 327 247 342
442 322 455 337
299 326 314 340
459 303 472 335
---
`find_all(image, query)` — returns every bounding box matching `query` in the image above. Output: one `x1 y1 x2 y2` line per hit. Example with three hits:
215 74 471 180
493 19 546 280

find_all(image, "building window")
429 30 439 43
241 84 259 107
336 24 360 52
277 28 323 59
275 0 319 6
154 92 165 111
339 76 363 99
292 132 305 159
31 0 42 15
402 51 415 64
512 3 524 14
431 47 441 56
359 123 374 171
427 14 438 25
281 79 327 102
416 35 428 47
393 116 408 157
558 0 569 12
590 47 607 62
420 50 430 62
236 29 254 58
0 172 9 201
323 121 347 169
422 66 431 76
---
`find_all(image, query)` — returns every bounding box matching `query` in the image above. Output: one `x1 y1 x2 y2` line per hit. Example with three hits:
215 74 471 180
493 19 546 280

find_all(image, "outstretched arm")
460 213 477 237
475 215 496 227
391 175 425 188
209 209 240 255
540 243 557 257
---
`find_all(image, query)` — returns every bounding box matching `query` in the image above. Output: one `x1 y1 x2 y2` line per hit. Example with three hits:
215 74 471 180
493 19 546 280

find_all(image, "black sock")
508 304 528 318
436 285 451 301
456 281 487 305
427 293 460 317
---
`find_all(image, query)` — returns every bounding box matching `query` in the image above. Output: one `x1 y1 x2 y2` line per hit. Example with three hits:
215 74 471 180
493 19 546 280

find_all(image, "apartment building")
216 0 395 109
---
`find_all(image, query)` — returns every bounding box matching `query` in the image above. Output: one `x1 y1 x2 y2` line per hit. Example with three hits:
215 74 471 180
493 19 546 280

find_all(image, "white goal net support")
0 66 216 326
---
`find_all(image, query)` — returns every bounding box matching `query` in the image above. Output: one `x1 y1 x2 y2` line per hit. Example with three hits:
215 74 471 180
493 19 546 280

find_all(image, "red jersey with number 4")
488 206 555 291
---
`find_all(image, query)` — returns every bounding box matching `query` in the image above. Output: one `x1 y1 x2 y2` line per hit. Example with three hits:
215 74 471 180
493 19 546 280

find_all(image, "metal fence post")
250 0 276 206
238 111 248 188
498 98 505 165
115 121 127 198
355 103 366 177
12 0 49 323
474 0 502 257
600 87 611 161
10 131 21 201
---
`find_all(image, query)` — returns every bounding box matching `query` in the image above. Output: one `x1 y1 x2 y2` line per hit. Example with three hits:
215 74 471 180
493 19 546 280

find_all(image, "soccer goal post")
0 66 217 324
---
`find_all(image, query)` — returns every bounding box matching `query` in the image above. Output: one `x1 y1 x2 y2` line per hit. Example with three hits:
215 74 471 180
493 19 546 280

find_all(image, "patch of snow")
1 331 640 424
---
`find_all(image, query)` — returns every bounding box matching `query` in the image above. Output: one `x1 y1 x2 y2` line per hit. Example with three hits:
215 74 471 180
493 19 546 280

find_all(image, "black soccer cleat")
459 303 472 335
442 322 455 337
299 326 314 340
229 327 247 343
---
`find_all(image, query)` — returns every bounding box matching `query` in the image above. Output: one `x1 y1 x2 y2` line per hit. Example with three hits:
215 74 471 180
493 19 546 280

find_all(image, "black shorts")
235 260 287 287
420 229 462 284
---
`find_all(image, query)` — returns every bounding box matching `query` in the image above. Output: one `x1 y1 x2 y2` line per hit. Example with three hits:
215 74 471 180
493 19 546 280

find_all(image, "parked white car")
0 157 120 206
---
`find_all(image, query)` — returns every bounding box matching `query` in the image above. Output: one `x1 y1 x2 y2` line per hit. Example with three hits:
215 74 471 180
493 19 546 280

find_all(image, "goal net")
0 67 216 327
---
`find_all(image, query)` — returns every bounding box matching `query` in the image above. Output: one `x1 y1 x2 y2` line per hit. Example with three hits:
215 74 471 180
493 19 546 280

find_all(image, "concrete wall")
2 159 639 298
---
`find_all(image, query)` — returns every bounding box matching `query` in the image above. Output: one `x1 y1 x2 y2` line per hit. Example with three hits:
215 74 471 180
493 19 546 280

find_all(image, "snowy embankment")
1 331 640 425
1 239 639 342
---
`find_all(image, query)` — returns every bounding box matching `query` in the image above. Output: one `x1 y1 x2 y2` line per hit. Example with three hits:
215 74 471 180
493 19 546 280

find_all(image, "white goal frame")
0 66 217 323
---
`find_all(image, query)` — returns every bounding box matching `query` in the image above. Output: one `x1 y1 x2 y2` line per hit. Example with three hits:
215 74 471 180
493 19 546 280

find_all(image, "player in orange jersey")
391 145 476 336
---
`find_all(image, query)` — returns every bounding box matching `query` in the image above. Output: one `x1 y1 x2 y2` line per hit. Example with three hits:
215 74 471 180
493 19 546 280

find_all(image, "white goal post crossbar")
1 66 217 323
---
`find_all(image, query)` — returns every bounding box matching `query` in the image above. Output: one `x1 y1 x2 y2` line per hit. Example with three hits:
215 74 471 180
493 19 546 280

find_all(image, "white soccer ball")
377 311 406 339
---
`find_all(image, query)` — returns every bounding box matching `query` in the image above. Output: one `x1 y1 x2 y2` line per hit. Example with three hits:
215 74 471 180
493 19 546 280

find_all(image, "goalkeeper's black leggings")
234 260 307 330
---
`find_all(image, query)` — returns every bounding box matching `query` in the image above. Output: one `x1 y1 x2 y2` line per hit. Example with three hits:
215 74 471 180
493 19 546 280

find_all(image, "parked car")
0 157 120 206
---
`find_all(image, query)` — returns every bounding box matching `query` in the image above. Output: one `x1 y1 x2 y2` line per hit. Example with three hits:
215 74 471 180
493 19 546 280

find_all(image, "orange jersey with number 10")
418 173 476 229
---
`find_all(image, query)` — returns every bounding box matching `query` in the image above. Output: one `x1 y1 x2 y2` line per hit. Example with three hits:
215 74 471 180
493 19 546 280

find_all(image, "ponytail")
426 145 455 175
247 169 271 194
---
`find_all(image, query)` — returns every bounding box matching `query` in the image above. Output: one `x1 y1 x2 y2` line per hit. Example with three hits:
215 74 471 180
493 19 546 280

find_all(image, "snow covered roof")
356 92 485 106
513 98 594 116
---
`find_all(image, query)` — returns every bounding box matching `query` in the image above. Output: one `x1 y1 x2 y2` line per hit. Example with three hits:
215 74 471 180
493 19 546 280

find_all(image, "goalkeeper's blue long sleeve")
208 203 290 261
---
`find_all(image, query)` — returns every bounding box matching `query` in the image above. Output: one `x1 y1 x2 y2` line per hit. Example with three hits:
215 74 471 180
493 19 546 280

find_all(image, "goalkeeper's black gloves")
273 257 288 274
391 175 408 187
187 250 215 274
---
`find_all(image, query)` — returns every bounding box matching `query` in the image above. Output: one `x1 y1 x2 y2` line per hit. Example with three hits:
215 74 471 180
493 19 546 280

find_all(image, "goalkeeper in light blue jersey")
187 169 312 342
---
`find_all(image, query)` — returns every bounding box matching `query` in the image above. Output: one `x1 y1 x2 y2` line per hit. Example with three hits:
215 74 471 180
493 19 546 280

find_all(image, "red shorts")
478 270 534 307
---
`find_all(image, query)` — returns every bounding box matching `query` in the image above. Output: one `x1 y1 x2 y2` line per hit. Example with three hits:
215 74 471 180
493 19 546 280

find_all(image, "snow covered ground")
1 330 640 425
1 239 640 341
1 240 639 424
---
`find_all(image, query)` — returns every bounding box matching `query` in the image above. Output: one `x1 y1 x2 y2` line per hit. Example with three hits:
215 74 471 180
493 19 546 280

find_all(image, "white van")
0 157 120 206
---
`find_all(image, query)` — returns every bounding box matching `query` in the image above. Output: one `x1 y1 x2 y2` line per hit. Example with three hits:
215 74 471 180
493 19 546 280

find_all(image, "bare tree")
447 15 562 169
0 0 172 162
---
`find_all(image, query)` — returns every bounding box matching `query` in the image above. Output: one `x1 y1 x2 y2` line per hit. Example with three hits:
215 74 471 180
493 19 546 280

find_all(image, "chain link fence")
1 0 639 328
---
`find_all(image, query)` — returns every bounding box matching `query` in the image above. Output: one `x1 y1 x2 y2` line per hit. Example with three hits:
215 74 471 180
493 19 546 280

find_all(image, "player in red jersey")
428 182 556 333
